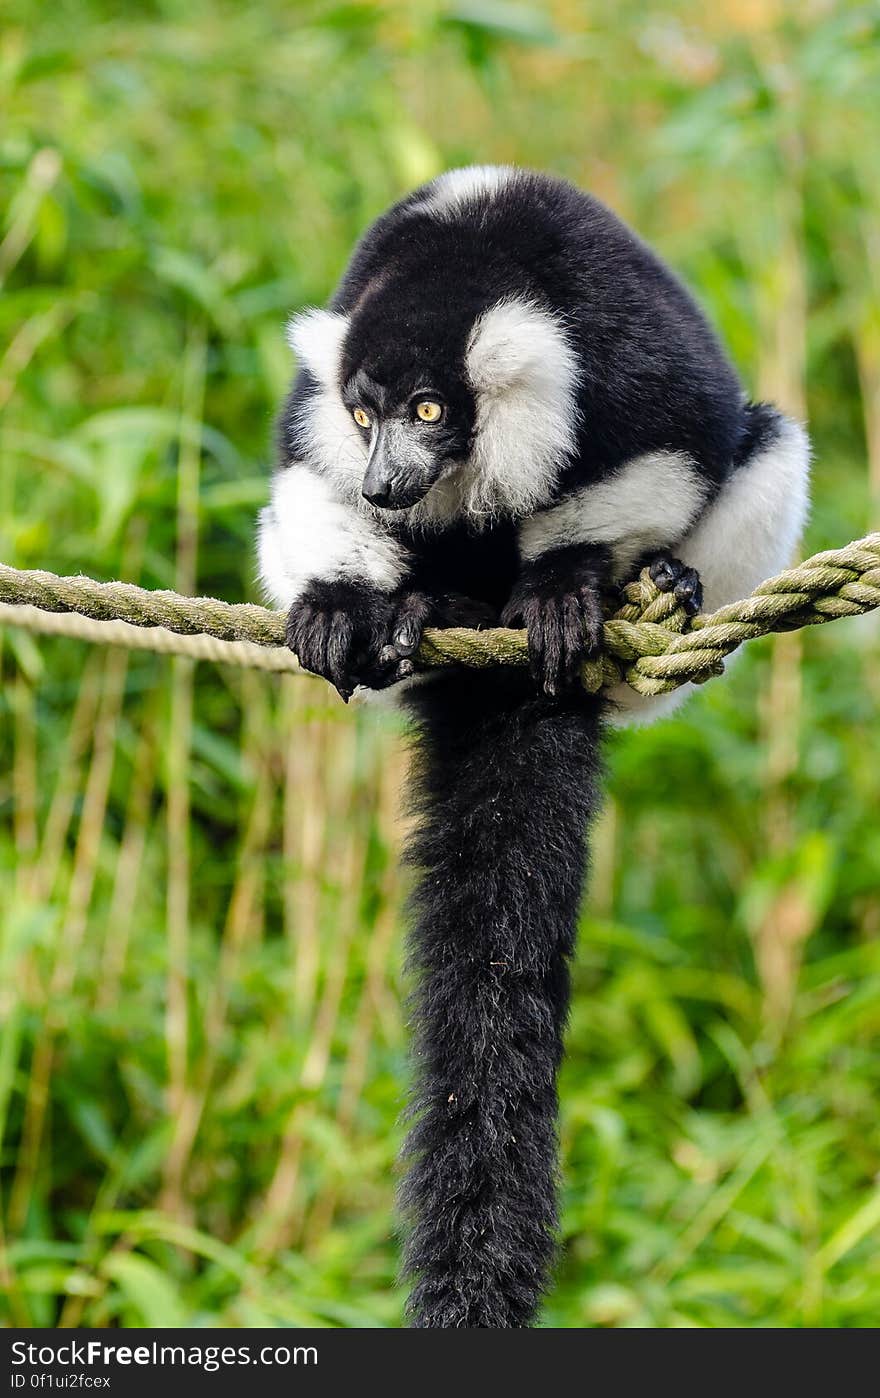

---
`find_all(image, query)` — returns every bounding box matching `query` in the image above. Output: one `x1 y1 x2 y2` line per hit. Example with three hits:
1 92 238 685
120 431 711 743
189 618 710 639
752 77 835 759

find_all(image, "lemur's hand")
287 581 436 701
638 552 703 616
501 545 607 697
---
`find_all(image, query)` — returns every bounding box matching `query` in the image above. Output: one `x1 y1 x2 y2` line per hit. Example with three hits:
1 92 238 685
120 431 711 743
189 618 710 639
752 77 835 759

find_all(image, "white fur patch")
520 451 708 574
418 164 516 217
607 687 697 728
286 308 349 388
257 464 409 609
284 307 372 499
408 298 579 527
295 386 371 502
609 414 811 726
675 415 811 613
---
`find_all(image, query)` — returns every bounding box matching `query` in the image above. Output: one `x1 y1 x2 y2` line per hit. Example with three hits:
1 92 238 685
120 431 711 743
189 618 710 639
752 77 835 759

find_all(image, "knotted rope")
0 533 878 697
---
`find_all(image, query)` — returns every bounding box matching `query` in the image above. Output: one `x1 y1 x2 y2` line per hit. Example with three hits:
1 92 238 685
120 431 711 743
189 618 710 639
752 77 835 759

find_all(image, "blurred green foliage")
1 0 879 1327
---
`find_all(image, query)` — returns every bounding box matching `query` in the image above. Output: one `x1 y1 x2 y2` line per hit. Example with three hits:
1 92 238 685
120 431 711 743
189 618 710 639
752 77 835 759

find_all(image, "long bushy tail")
400 669 605 1328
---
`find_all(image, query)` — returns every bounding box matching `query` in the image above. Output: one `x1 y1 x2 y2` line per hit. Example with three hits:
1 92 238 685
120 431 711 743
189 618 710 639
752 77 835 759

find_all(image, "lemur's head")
286 265 580 521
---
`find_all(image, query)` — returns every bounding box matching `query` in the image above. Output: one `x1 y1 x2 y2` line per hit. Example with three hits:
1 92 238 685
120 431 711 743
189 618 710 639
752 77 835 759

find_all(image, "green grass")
1 0 879 1327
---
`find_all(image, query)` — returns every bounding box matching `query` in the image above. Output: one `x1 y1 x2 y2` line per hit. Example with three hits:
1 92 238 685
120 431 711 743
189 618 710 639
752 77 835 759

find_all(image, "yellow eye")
353 407 372 429
416 400 443 424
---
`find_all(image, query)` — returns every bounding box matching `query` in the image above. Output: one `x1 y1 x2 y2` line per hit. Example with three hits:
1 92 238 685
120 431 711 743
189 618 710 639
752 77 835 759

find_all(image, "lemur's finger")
577 583 604 654
285 601 311 655
522 599 545 689
393 623 421 656
308 610 332 680
326 610 355 697
561 593 586 684
648 554 682 591
287 606 312 667
358 651 415 690
674 568 703 616
392 592 433 657
538 598 565 696
499 595 524 628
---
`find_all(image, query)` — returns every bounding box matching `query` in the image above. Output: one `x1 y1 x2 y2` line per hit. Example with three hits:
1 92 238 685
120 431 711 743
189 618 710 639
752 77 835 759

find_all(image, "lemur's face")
340 364 476 511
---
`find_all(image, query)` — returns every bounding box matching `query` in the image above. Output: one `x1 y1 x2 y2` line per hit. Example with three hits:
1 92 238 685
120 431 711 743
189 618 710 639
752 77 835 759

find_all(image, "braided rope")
0 533 878 697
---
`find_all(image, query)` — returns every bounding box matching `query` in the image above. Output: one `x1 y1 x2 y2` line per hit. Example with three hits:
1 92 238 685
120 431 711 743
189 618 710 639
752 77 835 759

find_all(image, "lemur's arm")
258 463 423 698
503 451 711 695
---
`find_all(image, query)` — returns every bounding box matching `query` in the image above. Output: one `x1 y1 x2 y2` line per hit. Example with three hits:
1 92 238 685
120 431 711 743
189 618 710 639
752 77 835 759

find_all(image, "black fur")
285 578 399 700
401 670 604 1327
500 544 611 695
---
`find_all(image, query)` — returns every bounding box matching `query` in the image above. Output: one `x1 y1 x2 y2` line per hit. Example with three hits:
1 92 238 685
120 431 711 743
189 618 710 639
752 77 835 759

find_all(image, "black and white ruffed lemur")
258 166 810 1327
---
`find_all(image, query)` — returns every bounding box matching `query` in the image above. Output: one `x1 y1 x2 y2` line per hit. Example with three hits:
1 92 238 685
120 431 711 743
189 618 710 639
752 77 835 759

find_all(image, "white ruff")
257 465 409 609
285 307 367 501
520 451 709 575
407 299 579 527
286 308 348 387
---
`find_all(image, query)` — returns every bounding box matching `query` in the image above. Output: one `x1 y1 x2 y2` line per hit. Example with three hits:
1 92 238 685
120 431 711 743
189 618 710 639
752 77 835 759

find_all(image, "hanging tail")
400 668 605 1327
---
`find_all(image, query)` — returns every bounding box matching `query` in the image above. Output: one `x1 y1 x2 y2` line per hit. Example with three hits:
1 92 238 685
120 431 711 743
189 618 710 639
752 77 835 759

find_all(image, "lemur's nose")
362 452 393 507
362 480 392 507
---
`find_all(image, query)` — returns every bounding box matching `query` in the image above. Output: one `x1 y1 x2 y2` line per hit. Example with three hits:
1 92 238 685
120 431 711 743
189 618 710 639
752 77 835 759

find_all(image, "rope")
0 533 878 698
0 603 304 673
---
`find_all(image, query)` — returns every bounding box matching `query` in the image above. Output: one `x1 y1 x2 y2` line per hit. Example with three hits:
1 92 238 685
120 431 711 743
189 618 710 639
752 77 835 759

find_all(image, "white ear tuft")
466 299 577 397
458 298 581 519
286 309 349 388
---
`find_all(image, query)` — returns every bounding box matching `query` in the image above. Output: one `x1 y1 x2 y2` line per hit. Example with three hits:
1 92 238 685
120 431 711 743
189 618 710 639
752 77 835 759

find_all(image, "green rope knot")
580 570 700 694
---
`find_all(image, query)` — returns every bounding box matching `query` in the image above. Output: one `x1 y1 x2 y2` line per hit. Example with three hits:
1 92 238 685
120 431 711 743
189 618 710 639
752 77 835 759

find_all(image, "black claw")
394 622 421 655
